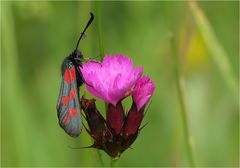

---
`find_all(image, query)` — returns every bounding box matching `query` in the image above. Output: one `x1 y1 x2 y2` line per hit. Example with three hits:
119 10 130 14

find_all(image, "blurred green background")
1 1 239 167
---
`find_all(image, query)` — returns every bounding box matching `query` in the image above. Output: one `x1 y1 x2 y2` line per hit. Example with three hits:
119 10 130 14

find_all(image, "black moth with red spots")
56 13 94 137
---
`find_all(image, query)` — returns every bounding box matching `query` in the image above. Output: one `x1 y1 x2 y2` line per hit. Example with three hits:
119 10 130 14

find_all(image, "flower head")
80 54 155 158
80 54 143 106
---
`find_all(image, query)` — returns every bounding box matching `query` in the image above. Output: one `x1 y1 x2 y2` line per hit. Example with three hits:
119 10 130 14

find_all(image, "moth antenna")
75 12 94 51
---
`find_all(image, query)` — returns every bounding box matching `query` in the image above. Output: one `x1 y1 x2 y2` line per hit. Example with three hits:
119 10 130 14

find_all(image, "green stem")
95 1 104 61
96 149 104 167
189 1 237 94
94 2 108 111
163 2 195 167
94 2 105 167
110 158 119 167
170 35 195 167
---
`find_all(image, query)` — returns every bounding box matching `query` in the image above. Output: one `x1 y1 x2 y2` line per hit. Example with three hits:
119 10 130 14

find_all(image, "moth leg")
83 57 102 66
77 68 94 88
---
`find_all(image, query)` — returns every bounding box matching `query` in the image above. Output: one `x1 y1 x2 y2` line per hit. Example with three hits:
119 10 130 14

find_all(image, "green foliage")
1 1 239 167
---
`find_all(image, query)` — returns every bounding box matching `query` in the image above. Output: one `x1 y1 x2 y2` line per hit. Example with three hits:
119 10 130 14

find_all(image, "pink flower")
79 54 155 158
132 76 155 111
80 54 143 106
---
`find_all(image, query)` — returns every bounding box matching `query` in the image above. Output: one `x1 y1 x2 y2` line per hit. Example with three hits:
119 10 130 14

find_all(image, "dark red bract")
80 97 145 158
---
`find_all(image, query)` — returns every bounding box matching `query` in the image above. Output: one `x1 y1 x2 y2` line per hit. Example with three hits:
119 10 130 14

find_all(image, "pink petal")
132 76 155 111
80 54 143 106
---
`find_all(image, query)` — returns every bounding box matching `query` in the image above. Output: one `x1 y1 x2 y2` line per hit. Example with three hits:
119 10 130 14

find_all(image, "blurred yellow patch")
186 31 208 69
179 26 209 72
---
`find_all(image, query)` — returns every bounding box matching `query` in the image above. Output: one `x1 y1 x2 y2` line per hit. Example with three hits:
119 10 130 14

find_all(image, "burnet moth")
56 13 94 137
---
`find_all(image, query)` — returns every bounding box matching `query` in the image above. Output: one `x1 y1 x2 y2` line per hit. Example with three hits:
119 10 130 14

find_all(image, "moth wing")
56 67 82 137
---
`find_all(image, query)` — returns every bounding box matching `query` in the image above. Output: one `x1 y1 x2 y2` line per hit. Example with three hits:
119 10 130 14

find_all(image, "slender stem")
96 149 104 167
111 158 119 167
93 2 105 167
189 1 237 94
95 1 104 61
170 35 195 167
163 2 195 167
95 2 108 111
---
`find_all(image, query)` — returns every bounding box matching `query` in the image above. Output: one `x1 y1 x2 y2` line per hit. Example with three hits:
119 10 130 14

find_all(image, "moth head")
72 50 84 65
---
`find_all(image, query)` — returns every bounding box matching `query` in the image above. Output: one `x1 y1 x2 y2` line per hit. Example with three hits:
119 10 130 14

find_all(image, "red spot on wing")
69 108 78 117
64 67 76 84
63 115 70 124
64 70 71 84
60 85 78 106
61 96 69 104
70 68 76 81
69 88 77 99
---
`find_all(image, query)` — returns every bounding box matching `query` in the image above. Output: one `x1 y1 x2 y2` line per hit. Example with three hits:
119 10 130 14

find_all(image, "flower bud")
132 76 155 111
123 102 144 139
106 102 124 135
